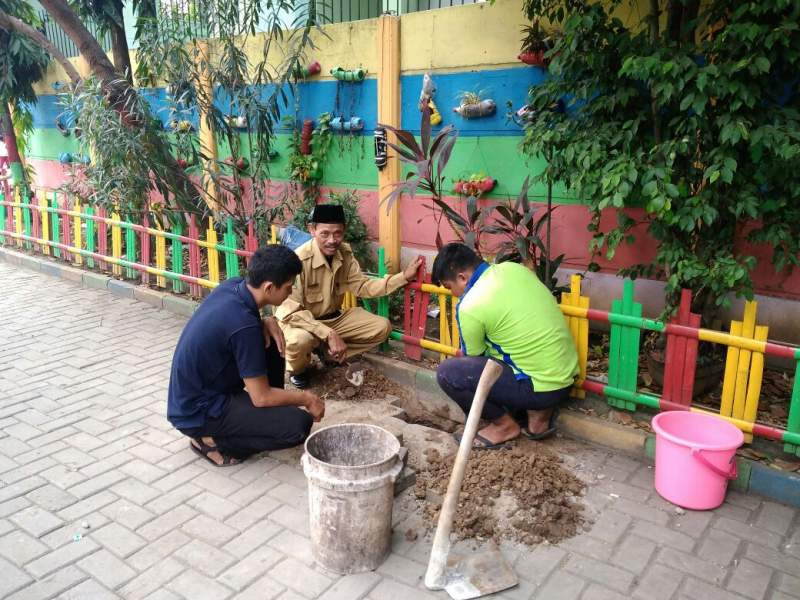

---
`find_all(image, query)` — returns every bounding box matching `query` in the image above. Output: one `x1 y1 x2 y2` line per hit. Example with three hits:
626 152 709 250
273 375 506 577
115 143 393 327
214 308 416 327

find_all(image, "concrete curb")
3 245 798 506
0 247 200 319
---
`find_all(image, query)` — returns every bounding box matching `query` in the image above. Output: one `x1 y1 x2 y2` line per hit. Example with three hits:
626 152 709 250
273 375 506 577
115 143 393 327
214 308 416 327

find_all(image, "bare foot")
474 413 521 446
527 408 555 435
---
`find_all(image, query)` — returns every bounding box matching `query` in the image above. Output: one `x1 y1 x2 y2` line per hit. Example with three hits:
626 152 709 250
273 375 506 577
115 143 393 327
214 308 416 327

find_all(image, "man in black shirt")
168 245 325 466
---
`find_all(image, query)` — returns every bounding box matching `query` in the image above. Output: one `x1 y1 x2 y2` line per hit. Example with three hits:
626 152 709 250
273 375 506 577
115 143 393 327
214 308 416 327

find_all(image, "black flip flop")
453 431 512 450
521 408 560 441
189 439 239 467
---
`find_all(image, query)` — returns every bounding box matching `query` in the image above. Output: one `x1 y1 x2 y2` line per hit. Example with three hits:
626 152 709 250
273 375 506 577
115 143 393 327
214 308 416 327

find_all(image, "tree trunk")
109 0 133 84
0 102 27 194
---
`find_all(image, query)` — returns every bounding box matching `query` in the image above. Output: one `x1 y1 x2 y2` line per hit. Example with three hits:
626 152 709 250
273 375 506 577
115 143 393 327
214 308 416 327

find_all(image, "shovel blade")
443 548 518 600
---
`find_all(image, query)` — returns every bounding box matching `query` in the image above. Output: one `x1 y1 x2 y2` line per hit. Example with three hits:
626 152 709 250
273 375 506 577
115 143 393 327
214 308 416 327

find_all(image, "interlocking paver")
0 529 49 564
611 533 657 575
176 539 237 578
4 564 87 600
10 505 64 537
3 260 800 600
0 551 35 595
534 569 587 599
632 563 683 600
725 559 774 600
90 522 148 558
77 548 138 589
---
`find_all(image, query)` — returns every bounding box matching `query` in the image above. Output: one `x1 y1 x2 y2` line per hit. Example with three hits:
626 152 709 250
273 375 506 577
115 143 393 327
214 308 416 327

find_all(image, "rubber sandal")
521 408 559 440
189 439 239 467
453 431 512 450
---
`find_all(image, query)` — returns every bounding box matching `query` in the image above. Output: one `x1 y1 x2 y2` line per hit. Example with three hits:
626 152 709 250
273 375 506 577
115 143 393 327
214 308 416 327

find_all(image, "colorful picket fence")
1 188 799 455
396 263 800 456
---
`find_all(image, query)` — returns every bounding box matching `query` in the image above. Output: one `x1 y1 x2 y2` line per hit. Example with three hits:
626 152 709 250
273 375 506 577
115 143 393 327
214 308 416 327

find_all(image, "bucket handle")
691 448 738 480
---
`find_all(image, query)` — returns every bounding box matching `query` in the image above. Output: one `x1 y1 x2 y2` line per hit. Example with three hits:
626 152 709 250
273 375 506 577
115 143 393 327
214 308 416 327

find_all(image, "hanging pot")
518 51 549 67
331 67 366 82
330 116 364 132
300 119 314 155
453 99 496 119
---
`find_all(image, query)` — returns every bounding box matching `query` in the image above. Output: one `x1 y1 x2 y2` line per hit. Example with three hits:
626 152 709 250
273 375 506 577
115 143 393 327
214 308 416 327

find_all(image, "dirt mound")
414 443 586 545
306 361 407 401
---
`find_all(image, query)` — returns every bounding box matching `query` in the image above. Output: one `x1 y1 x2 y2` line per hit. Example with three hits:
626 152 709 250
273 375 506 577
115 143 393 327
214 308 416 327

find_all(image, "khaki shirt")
275 239 407 340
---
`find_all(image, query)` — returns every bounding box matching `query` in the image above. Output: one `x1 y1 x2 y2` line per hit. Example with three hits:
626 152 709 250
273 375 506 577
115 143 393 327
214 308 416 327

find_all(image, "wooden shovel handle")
425 359 504 590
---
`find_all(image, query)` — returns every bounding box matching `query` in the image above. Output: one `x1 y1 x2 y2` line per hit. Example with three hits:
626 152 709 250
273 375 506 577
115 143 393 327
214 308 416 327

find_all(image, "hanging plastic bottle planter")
300 119 314 155
330 116 364 132
170 119 195 133
419 74 443 126
330 67 366 82
55 118 70 137
58 152 73 164
453 175 497 196
294 61 322 79
224 156 250 172
226 115 248 130
374 127 388 170
453 99 496 119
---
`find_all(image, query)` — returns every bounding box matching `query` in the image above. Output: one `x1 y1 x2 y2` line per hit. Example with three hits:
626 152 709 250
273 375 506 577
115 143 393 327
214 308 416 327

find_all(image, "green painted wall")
29 129 577 203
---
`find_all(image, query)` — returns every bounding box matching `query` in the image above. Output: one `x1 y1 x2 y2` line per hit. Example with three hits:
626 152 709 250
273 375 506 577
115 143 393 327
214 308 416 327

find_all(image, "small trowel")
423 359 518 599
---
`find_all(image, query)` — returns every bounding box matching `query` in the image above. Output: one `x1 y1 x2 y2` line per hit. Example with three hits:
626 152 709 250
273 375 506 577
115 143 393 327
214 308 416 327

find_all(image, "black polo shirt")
167 277 267 430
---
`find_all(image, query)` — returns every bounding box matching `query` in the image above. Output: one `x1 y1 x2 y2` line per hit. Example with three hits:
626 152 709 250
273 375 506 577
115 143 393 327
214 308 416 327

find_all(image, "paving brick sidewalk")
0 261 799 600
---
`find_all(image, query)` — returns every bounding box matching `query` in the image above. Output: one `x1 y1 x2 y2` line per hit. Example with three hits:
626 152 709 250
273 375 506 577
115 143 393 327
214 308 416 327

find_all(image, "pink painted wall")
23 158 800 301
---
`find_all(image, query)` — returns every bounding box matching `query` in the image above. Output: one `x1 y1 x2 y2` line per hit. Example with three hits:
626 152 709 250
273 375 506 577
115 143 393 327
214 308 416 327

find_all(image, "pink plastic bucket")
651 411 743 510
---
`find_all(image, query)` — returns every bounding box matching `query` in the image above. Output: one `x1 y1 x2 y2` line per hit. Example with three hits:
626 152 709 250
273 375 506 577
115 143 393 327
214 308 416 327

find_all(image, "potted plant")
518 20 552 67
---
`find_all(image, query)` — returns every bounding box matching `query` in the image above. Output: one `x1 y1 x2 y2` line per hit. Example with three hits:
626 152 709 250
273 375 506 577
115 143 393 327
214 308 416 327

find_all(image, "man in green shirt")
432 243 579 448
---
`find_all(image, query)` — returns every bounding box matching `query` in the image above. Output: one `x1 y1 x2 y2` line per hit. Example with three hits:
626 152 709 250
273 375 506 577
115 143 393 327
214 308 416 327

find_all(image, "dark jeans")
437 356 572 422
180 342 313 459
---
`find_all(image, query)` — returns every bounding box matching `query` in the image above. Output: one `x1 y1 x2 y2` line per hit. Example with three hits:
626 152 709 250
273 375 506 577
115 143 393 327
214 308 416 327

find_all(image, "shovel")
424 359 518 599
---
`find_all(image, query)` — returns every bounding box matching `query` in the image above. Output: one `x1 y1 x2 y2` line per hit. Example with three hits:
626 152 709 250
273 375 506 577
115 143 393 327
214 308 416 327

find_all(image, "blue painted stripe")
28 66 542 137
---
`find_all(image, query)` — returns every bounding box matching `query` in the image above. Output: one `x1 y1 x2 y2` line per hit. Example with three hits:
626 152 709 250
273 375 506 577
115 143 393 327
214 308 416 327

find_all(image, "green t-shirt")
457 262 579 392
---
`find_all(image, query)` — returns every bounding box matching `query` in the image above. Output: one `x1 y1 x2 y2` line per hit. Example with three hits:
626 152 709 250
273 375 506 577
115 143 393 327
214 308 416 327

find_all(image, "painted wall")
20 0 800 313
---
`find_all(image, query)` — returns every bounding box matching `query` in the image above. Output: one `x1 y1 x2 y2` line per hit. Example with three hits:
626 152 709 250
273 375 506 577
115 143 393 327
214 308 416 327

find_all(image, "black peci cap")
309 204 346 224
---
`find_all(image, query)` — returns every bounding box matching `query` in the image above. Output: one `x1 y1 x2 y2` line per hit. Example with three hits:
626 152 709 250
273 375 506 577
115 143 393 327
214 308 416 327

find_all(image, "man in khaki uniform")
276 204 423 388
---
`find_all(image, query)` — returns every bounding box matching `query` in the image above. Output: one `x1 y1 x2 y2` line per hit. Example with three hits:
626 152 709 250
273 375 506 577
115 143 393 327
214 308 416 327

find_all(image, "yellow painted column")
111 210 122 277
377 15 402 272
73 200 83 266
196 40 219 211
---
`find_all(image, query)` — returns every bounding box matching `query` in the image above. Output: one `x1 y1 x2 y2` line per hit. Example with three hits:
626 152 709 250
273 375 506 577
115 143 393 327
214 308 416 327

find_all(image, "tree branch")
0 10 81 84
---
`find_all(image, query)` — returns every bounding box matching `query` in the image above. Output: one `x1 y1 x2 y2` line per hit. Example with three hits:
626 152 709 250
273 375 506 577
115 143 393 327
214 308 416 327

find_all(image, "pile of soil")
305 361 408 401
414 444 586 546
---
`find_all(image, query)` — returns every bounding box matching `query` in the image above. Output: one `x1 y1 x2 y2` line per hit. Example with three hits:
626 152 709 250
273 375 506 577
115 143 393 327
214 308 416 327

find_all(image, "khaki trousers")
282 307 392 374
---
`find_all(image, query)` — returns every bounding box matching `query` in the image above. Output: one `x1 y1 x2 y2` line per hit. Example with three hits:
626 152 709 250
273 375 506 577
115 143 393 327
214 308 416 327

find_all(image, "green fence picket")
172 220 185 293
125 215 136 279
224 217 240 278
0 191 5 244
784 359 800 457
50 193 61 259
85 205 95 268
607 279 642 411
22 195 32 250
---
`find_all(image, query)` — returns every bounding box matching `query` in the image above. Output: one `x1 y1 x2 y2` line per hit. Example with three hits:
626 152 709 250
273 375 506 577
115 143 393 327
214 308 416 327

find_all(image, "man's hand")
262 317 285 357
402 256 425 282
304 392 325 422
326 330 348 363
